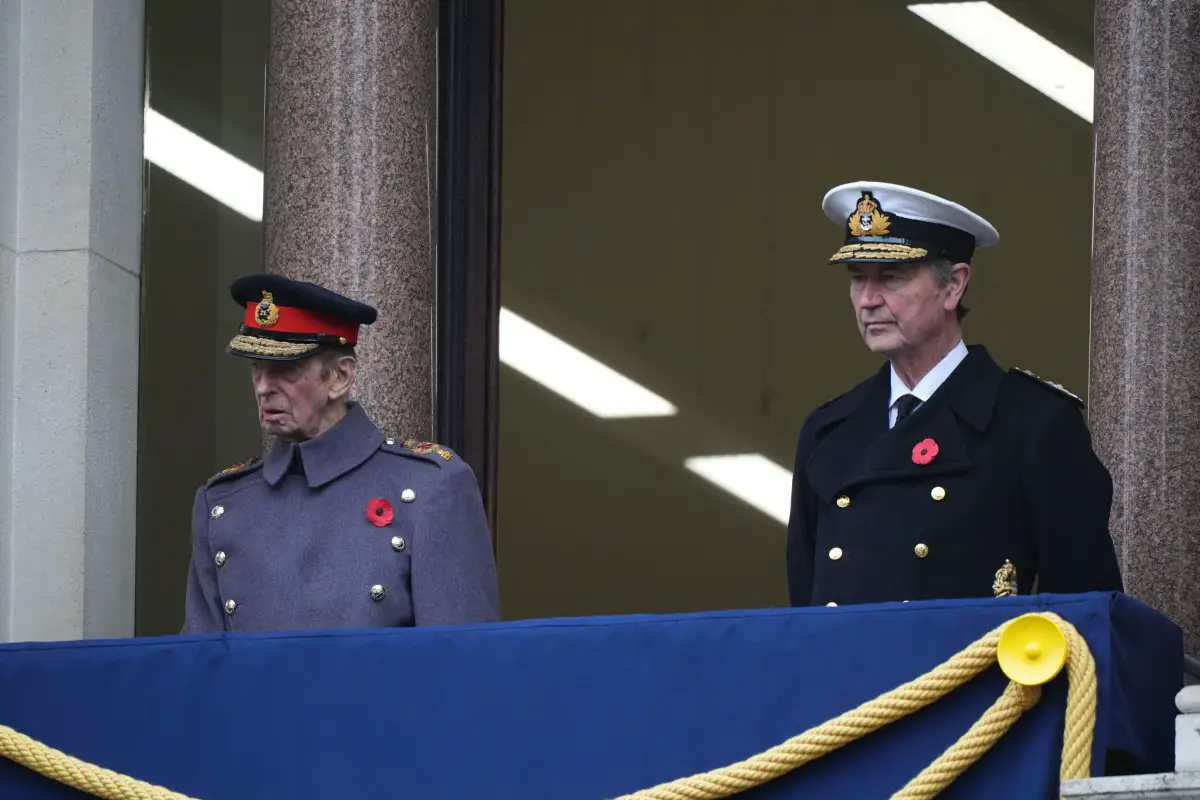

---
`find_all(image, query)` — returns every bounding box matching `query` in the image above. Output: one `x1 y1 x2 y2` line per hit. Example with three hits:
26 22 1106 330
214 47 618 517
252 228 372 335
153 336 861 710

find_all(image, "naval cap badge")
848 191 892 237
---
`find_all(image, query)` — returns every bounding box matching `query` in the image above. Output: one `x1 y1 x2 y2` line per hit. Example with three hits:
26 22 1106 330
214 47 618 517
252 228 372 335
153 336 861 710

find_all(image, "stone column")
1090 1 1200 655
0 0 144 641
263 0 438 441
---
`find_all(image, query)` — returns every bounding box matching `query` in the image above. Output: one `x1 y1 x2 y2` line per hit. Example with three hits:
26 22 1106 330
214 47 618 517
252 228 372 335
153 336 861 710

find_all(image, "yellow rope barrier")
0 724 198 800
891 681 1041 798
616 611 1096 800
0 611 1096 800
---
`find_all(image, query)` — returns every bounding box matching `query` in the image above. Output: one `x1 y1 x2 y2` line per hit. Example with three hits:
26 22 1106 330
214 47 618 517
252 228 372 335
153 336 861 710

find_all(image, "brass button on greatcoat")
390 536 406 552
829 547 843 561
931 486 946 501
836 495 850 509
214 551 227 567
914 543 930 558
223 599 237 615
370 584 386 601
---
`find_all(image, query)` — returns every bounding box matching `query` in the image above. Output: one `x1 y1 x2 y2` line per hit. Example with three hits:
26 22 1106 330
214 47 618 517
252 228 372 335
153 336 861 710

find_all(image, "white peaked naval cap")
821 180 999 265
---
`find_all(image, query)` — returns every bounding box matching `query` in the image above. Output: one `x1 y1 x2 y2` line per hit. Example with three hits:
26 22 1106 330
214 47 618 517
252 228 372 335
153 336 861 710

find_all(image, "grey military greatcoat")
182 402 500 633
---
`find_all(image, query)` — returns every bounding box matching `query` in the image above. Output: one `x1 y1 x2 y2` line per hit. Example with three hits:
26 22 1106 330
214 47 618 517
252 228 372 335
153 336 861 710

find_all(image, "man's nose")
857 282 885 307
252 371 275 396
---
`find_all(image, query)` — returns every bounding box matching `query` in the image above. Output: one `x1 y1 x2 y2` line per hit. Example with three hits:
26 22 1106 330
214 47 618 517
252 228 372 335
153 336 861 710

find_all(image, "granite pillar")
263 0 438 440
1090 0 1200 655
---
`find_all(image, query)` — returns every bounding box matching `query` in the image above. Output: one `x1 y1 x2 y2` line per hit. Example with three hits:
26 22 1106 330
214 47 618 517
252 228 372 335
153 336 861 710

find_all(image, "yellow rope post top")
614 611 1096 800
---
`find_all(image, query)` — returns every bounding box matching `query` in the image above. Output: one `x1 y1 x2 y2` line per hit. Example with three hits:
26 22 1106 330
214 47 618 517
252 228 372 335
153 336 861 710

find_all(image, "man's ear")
327 356 357 401
945 262 971 310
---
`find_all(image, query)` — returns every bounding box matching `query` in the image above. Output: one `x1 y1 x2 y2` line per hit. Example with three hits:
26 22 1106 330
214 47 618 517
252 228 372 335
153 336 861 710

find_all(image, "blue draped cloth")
0 592 1181 799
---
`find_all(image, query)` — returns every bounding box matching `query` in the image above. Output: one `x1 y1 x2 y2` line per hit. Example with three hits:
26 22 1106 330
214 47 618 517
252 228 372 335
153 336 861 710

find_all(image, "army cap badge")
821 180 999 266
225 274 378 361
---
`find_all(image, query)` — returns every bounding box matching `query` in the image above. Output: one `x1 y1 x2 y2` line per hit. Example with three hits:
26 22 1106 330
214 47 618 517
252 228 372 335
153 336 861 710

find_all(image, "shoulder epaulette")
381 437 456 464
1010 367 1085 408
814 391 848 412
405 438 455 461
207 456 263 485
810 373 874 419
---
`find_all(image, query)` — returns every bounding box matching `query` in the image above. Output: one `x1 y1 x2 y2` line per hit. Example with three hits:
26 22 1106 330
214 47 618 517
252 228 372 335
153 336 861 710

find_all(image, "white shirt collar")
889 340 968 420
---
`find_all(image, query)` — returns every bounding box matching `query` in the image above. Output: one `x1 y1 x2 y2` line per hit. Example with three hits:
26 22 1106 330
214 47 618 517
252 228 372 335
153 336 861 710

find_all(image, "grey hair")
316 345 358 408
928 257 969 321
317 344 357 380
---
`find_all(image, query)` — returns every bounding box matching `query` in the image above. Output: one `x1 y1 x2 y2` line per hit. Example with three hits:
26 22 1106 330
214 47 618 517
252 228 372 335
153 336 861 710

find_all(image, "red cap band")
243 303 359 344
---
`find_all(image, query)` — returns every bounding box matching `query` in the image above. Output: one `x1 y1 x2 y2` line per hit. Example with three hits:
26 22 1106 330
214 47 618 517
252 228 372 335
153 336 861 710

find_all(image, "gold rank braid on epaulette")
213 456 261 479
400 438 453 461
1010 367 1085 407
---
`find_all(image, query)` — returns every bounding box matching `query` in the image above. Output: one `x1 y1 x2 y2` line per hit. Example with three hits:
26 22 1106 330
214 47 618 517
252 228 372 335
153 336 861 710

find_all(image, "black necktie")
895 394 921 423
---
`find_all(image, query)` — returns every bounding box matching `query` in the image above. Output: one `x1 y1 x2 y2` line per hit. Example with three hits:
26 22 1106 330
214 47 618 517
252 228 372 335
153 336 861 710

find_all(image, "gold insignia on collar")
993 559 1018 597
255 290 280 328
848 192 892 237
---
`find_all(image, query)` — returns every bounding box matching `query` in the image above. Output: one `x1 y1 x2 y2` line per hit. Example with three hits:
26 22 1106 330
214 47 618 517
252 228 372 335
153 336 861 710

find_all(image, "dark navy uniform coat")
786 345 1123 607
182 402 500 633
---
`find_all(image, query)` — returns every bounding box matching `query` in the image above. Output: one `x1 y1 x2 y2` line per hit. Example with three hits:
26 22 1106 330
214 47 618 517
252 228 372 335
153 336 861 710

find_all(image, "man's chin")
861 331 902 355
260 418 294 437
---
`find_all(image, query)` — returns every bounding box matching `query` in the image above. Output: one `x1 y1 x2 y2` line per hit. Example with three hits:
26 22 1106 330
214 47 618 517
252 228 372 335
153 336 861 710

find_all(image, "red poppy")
366 498 394 527
912 438 939 466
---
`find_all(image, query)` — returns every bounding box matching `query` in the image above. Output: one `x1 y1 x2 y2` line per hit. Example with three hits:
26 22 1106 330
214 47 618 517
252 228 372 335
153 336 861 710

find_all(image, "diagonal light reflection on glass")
908 2 1093 123
143 109 266 221
684 454 793 525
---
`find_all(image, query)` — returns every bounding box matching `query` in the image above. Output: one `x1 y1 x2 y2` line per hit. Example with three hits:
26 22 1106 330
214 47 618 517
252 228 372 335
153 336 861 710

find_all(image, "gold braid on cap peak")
830 242 929 261
227 334 320 358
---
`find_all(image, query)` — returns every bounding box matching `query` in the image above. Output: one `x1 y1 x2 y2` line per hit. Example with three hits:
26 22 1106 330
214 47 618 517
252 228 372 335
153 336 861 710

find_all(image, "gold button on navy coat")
786 346 1123 607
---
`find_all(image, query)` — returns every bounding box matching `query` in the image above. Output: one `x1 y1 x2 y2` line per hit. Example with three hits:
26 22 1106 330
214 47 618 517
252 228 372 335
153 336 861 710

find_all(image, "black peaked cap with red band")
226 274 378 361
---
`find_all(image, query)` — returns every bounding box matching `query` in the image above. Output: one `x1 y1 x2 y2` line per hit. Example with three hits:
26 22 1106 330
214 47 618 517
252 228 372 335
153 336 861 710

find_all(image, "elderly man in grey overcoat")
181 274 500 634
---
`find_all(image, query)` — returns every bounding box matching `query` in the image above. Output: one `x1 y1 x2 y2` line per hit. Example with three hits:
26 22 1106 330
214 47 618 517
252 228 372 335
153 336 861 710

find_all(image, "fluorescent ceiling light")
684 454 792 525
908 2 1093 123
143 108 265 220
499 308 677 418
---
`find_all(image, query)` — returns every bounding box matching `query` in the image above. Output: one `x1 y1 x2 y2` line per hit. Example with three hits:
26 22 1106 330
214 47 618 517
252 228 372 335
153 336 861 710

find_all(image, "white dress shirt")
888 340 969 428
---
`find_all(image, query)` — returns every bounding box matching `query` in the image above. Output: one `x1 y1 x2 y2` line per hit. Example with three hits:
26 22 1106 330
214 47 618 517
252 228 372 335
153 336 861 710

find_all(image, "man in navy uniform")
181 274 500 633
787 181 1123 608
